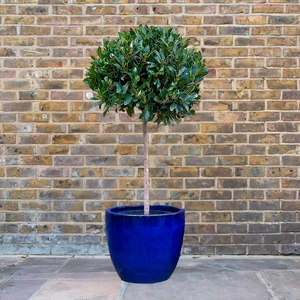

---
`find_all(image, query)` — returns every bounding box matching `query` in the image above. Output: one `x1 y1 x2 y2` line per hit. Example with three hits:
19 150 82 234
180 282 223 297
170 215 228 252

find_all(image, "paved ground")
0 255 300 300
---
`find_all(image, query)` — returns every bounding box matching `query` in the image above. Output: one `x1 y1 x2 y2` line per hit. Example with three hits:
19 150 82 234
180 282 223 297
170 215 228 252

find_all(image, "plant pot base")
105 205 185 284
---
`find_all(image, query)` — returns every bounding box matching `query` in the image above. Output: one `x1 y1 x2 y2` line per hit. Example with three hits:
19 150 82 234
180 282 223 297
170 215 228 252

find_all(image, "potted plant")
84 25 207 283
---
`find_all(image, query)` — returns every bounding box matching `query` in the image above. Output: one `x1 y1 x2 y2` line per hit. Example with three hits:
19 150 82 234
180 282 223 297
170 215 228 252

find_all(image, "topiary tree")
84 25 207 215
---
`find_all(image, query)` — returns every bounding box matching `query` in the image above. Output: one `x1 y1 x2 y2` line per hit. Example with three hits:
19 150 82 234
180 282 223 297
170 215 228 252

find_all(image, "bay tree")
84 25 208 215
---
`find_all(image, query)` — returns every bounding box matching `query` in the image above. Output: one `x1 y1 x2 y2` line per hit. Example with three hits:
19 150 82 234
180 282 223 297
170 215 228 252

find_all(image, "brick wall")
0 0 300 255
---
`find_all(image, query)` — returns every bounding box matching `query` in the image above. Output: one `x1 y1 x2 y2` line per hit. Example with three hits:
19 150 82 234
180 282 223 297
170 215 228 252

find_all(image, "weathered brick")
282 156 300 166
216 246 247 255
170 167 199 177
6 213 37 222
185 156 215 166
282 179 300 189
201 212 231 222
52 135 81 145
217 224 247 234
201 190 232 200
52 69 83 79
54 156 84 166
37 37 68 47
39 145 70 155
250 178 280 189
53 224 83 234
120 178 144 188
267 190 296 200
87 156 118 166
218 179 247 189
6 167 36 177
217 156 247 166
267 37 297 46
19 91 49 100
234 190 264 200
86 26 118 36
153 157 182 167
185 224 215 235
253 4 284 13
37 16 67 25
20 26 51 35
233 234 263 244
152 134 182 144
249 223 279 233
236 167 265 177
0 200 18 211
200 234 232 245
19 135 49 144
0 6 16 14
3 234 35 244
235 58 264 68
216 200 247 211
250 199 280 211
103 167 135 177
281 223 300 232
20 179 51 189
203 145 234 155
219 27 250 35
52 113 81 123
184 134 214 144
202 167 232 177
185 200 215 211
0 224 18 233
53 201 84 212
19 224 52 234
233 212 263 222
3 37 35 46
204 37 233 47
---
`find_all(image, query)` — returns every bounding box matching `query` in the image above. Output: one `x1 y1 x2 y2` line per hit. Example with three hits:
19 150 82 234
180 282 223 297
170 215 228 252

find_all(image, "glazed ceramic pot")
105 205 185 284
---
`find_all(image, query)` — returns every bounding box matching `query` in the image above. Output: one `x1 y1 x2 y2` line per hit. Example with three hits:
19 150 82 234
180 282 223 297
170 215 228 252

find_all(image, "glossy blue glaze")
105 205 185 284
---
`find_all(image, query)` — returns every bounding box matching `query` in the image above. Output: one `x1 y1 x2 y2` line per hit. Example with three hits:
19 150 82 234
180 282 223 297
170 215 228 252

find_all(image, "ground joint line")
256 271 281 300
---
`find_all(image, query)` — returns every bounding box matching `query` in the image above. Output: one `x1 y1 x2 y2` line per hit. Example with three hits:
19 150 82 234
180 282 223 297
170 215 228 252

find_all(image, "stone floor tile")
30 273 122 300
176 256 300 273
20 257 67 266
0 279 47 300
123 271 270 300
263 270 300 300
58 257 115 273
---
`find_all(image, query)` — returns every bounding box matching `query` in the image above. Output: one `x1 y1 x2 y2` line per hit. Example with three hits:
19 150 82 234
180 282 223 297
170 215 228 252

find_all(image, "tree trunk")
143 121 150 215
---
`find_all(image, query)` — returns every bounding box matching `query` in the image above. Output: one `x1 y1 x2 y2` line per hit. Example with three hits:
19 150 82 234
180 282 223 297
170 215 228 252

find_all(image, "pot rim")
106 205 184 217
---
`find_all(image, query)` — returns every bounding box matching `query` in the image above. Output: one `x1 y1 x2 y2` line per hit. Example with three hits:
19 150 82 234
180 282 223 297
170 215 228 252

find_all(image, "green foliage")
84 25 208 125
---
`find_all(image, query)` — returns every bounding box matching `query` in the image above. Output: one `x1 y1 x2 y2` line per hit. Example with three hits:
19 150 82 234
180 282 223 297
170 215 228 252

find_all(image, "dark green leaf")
124 94 133 105
170 103 177 111
116 82 122 93
84 25 207 124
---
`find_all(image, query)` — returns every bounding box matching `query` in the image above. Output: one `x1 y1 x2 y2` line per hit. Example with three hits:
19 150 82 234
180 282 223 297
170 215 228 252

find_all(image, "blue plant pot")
105 205 185 284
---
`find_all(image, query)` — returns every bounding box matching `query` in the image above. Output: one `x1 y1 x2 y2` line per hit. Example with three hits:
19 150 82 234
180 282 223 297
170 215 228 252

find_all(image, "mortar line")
256 271 281 300
28 257 70 300
116 281 128 300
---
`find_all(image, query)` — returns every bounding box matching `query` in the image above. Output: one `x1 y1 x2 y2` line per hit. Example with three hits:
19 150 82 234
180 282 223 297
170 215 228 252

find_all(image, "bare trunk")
143 121 150 215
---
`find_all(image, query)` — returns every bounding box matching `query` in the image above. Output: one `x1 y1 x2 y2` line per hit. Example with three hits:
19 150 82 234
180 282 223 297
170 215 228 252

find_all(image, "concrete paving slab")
123 270 271 300
9 262 63 280
0 256 24 267
0 266 16 284
1 256 300 300
0 256 25 284
29 273 122 300
58 257 115 273
263 270 300 300
176 256 300 273
20 257 67 266
0 279 47 300
52 272 116 280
